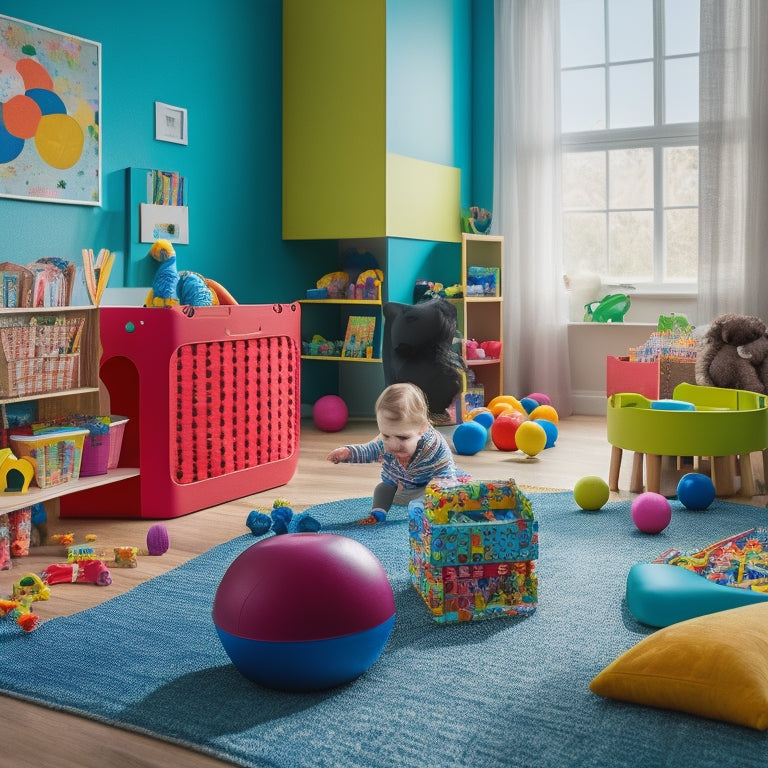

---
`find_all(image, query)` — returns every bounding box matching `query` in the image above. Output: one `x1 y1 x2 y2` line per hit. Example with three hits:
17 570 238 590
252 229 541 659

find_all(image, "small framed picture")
155 102 188 145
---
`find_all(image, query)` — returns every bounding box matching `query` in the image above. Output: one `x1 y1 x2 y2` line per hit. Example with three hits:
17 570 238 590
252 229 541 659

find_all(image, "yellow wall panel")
386 154 461 242
283 0 387 239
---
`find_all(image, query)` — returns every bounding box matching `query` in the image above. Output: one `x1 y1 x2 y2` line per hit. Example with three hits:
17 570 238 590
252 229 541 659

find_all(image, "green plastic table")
607 383 768 497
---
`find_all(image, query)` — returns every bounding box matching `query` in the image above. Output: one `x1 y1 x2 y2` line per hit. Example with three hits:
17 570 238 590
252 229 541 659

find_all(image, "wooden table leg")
609 445 622 492
645 454 661 494
739 454 756 497
630 452 645 493
712 456 737 497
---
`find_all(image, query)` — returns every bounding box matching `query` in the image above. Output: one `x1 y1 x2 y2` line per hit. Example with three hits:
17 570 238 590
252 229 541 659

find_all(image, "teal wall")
0 1 491 307
0 0 332 304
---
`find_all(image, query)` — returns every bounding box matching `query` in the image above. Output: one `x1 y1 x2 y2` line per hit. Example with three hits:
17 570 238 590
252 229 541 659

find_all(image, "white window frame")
561 0 698 294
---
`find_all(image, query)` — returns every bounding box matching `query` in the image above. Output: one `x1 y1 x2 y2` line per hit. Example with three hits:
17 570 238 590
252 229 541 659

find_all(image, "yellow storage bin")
10 429 88 488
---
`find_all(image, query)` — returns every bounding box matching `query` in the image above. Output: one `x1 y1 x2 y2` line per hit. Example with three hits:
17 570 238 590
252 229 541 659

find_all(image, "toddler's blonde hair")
375 383 430 428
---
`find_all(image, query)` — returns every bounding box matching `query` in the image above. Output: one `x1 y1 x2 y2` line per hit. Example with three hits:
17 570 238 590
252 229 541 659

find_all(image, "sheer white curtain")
493 0 572 415
698 0 768 322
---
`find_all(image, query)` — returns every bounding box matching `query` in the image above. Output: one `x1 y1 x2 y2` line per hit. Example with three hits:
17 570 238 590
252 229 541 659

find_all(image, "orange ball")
529 404 559 424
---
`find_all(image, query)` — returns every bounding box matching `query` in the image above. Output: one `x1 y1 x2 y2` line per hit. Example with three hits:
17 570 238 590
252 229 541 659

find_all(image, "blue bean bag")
626 562 768 627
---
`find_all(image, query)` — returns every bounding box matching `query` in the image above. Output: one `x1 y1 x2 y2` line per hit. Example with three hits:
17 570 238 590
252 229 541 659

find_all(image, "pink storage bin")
107 416 129 470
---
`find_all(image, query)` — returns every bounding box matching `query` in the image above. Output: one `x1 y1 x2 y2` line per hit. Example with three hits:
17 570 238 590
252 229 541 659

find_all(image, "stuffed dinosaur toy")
144 239 238 307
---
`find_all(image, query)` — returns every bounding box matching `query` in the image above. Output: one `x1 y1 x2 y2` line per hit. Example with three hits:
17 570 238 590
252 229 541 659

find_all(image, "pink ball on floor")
313 395 348 432
631 492 672 534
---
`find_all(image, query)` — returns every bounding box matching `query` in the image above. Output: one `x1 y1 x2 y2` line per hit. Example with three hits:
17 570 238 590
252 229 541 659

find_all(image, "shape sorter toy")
409 478 538 623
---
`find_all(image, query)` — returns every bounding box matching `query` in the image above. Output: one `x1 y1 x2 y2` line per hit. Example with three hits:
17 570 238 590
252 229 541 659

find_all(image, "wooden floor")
1 415 765 768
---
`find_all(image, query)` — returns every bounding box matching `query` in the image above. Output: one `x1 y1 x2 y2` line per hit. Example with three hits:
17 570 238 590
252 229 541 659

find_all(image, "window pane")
562 68 606 131
608 0 652 62
609 148 653 208
563 151 606 208
561 0 605 67
665 208 698 279
609 211 653 279
563 212 607 274
609 62 653 128
665 56 698 124
665 0 699 56
664 146 698 206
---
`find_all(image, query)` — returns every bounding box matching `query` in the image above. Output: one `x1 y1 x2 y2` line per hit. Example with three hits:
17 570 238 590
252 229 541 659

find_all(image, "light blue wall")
0 1 490 306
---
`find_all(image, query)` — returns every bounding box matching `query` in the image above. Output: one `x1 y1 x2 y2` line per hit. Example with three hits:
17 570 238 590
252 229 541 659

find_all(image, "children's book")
81 249 115 306
342 315 376 358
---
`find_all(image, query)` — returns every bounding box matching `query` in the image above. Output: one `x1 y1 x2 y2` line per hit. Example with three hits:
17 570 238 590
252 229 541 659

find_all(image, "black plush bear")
382 298 466 417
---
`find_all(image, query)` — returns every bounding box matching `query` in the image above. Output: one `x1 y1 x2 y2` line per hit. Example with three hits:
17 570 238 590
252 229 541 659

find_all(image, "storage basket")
79 421 110 477
10 429 88 488
107 416 129 470
0 318 83 397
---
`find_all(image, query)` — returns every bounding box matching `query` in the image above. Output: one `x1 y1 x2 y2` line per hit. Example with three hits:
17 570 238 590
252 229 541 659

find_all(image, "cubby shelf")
0 305 138 516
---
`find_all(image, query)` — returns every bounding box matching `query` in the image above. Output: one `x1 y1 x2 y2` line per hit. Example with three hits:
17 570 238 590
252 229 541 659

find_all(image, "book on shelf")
81 248 115 307
342 315 376 358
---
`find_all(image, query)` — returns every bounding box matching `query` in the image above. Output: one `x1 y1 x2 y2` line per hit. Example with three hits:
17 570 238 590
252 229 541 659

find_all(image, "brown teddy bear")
695 313 768 394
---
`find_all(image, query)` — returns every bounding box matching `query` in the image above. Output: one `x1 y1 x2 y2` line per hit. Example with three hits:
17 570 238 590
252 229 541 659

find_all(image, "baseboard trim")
572 390 607 416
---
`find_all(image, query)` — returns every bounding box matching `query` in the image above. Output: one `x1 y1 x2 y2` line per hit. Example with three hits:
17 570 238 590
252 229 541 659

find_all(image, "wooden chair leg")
739 454 756 497
645 454 661 494
609 445 622 492
630 452 645 494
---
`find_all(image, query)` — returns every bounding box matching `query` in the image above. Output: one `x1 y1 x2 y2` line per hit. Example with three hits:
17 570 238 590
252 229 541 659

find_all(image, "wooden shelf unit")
0 305 137 516
457 234 504 404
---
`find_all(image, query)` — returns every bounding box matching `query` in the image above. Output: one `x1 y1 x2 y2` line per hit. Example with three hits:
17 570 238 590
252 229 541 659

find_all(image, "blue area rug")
3 492 768 768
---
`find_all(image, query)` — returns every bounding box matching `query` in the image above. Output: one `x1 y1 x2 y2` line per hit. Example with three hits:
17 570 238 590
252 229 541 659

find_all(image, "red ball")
631 492 672 534
313 394 348 432
491 412 526 451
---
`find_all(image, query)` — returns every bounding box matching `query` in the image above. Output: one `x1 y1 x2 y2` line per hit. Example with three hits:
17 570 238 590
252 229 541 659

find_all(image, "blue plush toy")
246 500 321 537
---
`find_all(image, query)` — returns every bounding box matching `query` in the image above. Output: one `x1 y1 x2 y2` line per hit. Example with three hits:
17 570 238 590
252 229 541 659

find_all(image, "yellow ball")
573 476 610 511
515 421 547 457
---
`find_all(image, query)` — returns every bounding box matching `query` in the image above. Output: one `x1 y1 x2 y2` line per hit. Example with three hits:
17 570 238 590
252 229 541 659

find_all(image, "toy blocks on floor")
409 478 538 623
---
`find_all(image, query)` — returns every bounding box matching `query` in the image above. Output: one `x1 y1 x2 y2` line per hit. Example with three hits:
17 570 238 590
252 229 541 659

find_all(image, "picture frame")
155 102 188 145
0 15 101 205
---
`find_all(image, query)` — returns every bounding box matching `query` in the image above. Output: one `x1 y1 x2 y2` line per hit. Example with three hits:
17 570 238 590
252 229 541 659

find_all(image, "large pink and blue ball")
631 492 672 534
452 420 487 455
312 394 348 432
533 418 558 448
677 473 716 510
213 533 395 691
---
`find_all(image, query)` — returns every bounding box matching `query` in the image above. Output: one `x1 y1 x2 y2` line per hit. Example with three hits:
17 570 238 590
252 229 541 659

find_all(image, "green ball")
574 476 610 511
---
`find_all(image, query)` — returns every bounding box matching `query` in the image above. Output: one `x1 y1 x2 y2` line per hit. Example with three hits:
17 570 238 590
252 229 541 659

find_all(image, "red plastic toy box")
60 304 301 519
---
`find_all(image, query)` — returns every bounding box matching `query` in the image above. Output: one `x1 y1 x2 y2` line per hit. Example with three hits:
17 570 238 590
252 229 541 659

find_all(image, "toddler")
327 382 458 524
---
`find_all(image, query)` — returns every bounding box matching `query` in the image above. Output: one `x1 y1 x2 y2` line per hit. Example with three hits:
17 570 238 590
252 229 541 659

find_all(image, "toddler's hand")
327 447 350 464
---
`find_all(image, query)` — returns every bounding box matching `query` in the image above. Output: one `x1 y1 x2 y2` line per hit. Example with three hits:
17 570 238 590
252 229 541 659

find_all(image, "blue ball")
533 418 558 448
520 397 539 414
452 420 487 455
471 410 495 430
676 473 716 510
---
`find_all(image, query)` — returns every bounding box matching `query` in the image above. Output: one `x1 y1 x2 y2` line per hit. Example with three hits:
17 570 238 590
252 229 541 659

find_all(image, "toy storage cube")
409 479 538 623
59 304 301 519
606 355 697 400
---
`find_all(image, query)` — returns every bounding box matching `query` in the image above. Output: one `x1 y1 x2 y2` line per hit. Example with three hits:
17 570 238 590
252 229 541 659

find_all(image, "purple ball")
631 492 672 534
313 394 348 432
146 524 170 555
